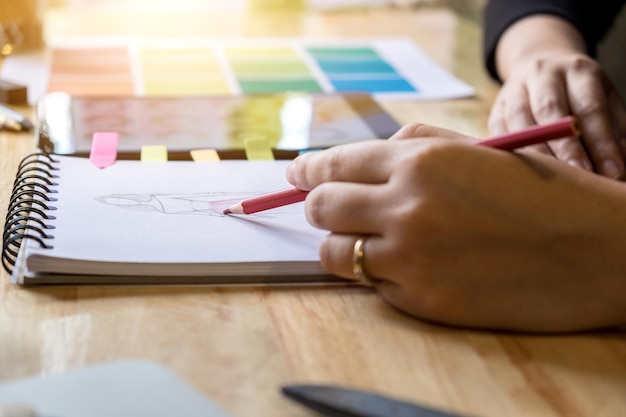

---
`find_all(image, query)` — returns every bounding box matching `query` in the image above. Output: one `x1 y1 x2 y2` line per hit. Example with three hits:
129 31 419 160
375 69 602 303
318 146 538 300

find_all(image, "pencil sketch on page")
95 192 300 217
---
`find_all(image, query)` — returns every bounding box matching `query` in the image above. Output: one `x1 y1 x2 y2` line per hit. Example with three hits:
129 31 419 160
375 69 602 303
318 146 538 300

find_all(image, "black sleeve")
483 0 626 82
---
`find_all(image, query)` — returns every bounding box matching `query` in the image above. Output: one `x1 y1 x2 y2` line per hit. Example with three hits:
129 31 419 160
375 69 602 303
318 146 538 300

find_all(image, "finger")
389 122 472 141
525 67 570 125
376 281 461 326
565 68 624 179
524 67 595 171
518 142 553 156
489 79 553 155
487 93 508 135
607 88 626 161
286 140 396 190
543 127 594 171
490 97 554 155
500 81 535 133
498 83 555 156
305 182 386 234
376 280 426 318
545 136 597 171
319 233 392 283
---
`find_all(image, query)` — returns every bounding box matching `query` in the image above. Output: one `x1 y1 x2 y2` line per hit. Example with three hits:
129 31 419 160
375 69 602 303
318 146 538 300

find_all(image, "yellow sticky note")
244 138 274 161
190 149 220 162
141 145 168 162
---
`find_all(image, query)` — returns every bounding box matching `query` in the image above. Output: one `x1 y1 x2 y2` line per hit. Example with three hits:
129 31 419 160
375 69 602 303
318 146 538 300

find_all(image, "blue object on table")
281 384 472 417
0 360 232 417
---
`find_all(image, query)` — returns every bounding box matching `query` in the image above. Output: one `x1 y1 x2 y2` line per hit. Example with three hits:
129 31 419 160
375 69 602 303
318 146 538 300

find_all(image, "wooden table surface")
2 3 626 417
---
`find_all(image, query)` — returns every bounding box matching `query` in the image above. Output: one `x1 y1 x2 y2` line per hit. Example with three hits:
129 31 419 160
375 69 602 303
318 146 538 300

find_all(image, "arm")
484 0 626 179
286 124 626 333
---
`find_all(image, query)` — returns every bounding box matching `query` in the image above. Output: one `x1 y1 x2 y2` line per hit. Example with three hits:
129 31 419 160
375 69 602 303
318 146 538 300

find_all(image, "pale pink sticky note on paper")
89 132 119 169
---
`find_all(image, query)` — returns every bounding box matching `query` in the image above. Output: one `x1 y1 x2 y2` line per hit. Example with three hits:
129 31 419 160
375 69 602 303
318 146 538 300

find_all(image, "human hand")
286 131 626 332
489 53 626 179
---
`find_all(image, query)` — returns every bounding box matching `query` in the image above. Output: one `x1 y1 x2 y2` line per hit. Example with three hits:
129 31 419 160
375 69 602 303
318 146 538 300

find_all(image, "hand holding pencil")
224 116 577 215
272 115 626 333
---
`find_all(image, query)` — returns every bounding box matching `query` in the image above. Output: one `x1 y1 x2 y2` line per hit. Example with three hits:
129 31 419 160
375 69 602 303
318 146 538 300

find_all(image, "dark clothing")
484 0 626 82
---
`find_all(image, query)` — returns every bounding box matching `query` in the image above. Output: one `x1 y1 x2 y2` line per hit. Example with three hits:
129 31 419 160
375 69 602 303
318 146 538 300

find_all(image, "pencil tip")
223 209 232 215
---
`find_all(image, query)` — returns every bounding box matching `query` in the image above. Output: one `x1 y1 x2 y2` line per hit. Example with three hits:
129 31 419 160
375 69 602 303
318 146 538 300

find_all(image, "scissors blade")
281 384 470 417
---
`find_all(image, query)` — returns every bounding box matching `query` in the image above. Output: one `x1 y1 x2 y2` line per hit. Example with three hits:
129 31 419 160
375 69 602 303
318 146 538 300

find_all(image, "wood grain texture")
2 4 625 417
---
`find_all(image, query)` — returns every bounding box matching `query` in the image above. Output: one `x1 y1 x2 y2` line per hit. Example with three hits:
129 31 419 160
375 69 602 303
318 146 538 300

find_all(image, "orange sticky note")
190 149 220 162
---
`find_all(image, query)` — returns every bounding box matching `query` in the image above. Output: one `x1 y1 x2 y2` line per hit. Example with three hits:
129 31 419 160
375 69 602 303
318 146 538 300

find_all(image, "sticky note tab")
89 132 119 169
141 145 168 162
244 138 274 161
190 149 220 162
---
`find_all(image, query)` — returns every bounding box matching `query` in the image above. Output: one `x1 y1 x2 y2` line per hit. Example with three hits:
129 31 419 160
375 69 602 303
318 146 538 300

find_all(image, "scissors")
281 384 473 417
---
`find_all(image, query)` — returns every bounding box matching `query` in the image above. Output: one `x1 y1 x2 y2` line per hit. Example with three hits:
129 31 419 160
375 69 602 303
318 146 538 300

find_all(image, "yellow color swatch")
224 47 298 59
190 149 220 162
244 138 274 161
141 145 168 162
139 47 231 95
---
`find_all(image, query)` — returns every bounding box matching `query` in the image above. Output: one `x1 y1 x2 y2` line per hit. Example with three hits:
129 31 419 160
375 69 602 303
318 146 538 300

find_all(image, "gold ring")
352 237 378 286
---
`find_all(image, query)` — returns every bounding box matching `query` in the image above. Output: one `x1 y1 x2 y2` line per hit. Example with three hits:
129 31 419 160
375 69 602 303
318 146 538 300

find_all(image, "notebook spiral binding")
2 152 60 275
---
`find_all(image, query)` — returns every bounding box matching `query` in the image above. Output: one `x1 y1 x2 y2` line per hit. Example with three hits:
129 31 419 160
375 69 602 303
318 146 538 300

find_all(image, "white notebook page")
21 156 328 277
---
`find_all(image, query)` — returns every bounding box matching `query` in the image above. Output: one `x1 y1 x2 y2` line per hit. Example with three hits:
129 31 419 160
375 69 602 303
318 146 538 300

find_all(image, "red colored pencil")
223 187 308 215
474 115 578 149
223 116 578 215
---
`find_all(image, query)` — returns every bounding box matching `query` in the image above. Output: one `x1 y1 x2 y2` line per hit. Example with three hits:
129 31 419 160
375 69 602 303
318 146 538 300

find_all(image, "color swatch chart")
2 37 474 103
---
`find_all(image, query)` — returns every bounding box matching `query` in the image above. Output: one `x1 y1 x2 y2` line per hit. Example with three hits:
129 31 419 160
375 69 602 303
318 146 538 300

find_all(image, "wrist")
495 15 587 81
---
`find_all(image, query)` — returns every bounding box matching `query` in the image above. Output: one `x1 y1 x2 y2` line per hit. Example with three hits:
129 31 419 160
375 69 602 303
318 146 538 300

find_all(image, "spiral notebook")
3 153 343 285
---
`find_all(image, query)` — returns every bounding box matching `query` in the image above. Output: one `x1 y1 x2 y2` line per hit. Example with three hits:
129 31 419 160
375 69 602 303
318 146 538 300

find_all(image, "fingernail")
602 159 624 180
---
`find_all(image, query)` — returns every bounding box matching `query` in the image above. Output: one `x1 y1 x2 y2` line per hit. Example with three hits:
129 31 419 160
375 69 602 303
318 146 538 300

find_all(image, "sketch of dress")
95 192 298 216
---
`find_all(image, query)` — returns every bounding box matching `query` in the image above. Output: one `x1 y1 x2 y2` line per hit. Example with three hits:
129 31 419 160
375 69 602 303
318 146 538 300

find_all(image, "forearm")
495 15 587 81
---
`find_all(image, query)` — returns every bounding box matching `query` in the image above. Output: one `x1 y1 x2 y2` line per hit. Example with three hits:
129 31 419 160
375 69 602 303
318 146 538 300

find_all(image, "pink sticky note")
89 132 119 169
